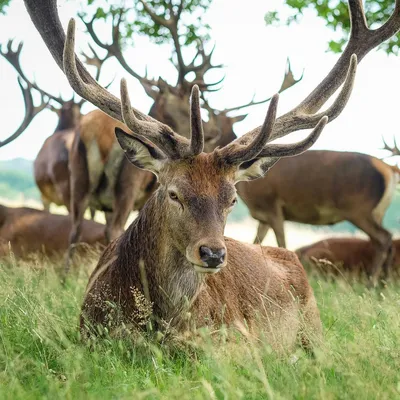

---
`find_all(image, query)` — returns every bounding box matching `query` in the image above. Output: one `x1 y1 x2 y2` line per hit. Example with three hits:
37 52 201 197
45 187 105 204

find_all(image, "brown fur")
0 204 106 259
236 150 398 280
80 153 322 351
296 238 400 278
34 101 81 212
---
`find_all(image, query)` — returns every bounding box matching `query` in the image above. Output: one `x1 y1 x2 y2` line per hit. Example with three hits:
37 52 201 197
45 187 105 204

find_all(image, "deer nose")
199 246 226 268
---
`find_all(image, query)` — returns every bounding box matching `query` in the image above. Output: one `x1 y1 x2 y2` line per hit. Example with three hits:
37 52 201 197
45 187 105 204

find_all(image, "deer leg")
269 204 286 248
89 207 96 220
65 136 90 275
41 195 51 212
254 222 270 245
348 217 392 283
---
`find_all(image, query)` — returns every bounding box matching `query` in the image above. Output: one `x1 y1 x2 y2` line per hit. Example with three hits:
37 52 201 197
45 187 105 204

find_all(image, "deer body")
81 155 321 350
0 204 105 259
237 150 398 278
296 238 400 278
34 102 80 211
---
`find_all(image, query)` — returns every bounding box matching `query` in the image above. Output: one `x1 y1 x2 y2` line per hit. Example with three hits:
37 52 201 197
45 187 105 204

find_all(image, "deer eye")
169 191 179 201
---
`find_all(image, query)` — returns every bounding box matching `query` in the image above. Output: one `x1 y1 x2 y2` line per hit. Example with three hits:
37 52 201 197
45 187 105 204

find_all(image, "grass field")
0 254 399 400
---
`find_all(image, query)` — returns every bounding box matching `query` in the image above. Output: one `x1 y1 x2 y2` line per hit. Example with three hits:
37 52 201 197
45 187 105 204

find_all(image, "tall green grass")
0 255 399 399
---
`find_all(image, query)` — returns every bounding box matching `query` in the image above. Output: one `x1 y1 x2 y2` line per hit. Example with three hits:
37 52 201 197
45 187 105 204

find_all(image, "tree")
265 0 400 55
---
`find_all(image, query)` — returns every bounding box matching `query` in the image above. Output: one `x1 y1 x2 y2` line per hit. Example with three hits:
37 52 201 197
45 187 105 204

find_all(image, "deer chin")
193 265 222 274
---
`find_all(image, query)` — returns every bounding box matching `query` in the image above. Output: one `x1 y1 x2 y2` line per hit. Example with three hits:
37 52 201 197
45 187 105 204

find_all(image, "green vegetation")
0 158 39 201
0 256 399 399
265 0 400 55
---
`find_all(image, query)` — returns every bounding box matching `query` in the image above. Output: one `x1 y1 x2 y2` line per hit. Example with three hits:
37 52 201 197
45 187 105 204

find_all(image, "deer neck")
119 192 204 322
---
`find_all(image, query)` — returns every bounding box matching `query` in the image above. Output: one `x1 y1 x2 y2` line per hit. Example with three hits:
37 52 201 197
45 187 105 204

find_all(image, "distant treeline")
0 158 40 201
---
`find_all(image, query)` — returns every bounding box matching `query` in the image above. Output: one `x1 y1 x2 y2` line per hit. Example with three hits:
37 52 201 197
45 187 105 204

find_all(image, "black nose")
199 246 226 268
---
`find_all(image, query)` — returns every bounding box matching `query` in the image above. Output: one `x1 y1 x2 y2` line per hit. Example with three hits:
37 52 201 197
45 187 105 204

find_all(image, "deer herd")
0 0 399 351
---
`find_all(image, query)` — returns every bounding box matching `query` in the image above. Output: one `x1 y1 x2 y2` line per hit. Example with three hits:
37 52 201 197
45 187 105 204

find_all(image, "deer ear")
234 157 280 182
115 127 166 175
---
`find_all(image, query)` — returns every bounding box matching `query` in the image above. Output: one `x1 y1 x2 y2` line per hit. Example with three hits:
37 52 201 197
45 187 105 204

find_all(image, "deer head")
113 83 327 271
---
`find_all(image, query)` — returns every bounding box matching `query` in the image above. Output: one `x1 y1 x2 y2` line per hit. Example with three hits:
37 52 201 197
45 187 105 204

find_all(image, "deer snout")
199 246 226 268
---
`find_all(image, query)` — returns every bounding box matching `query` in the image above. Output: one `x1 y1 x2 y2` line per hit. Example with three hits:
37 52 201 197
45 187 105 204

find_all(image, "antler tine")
1 39 66 105
80 9 159 92
219 58 303 115
0 77 49 147
63 18 156 124
381 136 400 157
120 78 191 159
258 116 328 158
219 94 279 164
189 85 204 155
228 0 400 150
81 43 111 81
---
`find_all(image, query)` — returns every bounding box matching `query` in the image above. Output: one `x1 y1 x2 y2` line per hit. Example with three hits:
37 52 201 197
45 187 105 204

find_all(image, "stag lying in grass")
0 204 106 260
23 0 400 349
237 150 399 280
296 238 400 279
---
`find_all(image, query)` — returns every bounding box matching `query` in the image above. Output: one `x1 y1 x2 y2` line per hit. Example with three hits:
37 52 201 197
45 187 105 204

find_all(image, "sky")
0 0 400 162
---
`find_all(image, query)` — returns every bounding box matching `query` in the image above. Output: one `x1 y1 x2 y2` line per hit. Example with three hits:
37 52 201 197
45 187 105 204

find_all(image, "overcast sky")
0 0 399 163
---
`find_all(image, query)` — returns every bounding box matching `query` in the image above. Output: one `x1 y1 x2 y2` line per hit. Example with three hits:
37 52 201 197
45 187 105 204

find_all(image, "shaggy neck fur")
115 190 204 326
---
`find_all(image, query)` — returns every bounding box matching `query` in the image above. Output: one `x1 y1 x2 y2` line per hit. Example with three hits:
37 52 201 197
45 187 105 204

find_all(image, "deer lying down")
24 0 400 350
0 205 106 259
296 238 400 278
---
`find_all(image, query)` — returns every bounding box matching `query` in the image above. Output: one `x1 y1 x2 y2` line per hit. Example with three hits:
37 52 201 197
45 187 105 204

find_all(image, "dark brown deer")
0 204 106 260
236 150 399 280
24 0 400 348
296 238 400 279
63 4 301 271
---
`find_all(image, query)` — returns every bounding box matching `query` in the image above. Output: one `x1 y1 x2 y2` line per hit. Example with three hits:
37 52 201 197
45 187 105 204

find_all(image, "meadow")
0 252 399 400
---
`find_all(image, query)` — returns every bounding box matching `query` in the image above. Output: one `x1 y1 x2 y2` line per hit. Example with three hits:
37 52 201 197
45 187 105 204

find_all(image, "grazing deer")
0 204 105 260
24 0 400 348
237 150 399 280
64 5 301 271
296 238 400 279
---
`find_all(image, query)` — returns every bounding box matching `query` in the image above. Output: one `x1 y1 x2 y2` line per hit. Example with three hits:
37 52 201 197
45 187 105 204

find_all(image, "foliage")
80 0 212 49
265 0 400 55
0 257 399 398
0 169 39 201
0 0 11 15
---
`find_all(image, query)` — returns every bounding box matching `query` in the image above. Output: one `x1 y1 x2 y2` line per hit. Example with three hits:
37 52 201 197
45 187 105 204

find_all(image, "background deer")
0 204 105 260
0 41 109 217
237 150 399 280
296 238 400 279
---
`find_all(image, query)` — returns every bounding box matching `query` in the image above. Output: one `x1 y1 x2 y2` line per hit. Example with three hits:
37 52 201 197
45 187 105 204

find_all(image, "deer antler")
81 43 112 81
23 0 400 161
0 40 66 105
0 78 48 147
79 8 160 99
227 0 400 150
213 58 303 115
382 136 400 157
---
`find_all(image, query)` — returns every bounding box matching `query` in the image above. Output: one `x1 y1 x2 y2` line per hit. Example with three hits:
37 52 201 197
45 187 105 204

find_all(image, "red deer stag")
0 204 105 260
296 238 400 279
237 150 399 280
64 5 301 271
24 0 400 348
0 41 109 216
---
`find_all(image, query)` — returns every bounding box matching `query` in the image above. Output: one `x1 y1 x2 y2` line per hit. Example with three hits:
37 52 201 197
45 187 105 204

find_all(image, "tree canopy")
265 0 400 55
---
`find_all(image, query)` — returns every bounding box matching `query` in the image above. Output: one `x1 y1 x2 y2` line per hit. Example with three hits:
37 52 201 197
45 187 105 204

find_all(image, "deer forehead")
160 153 236 198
